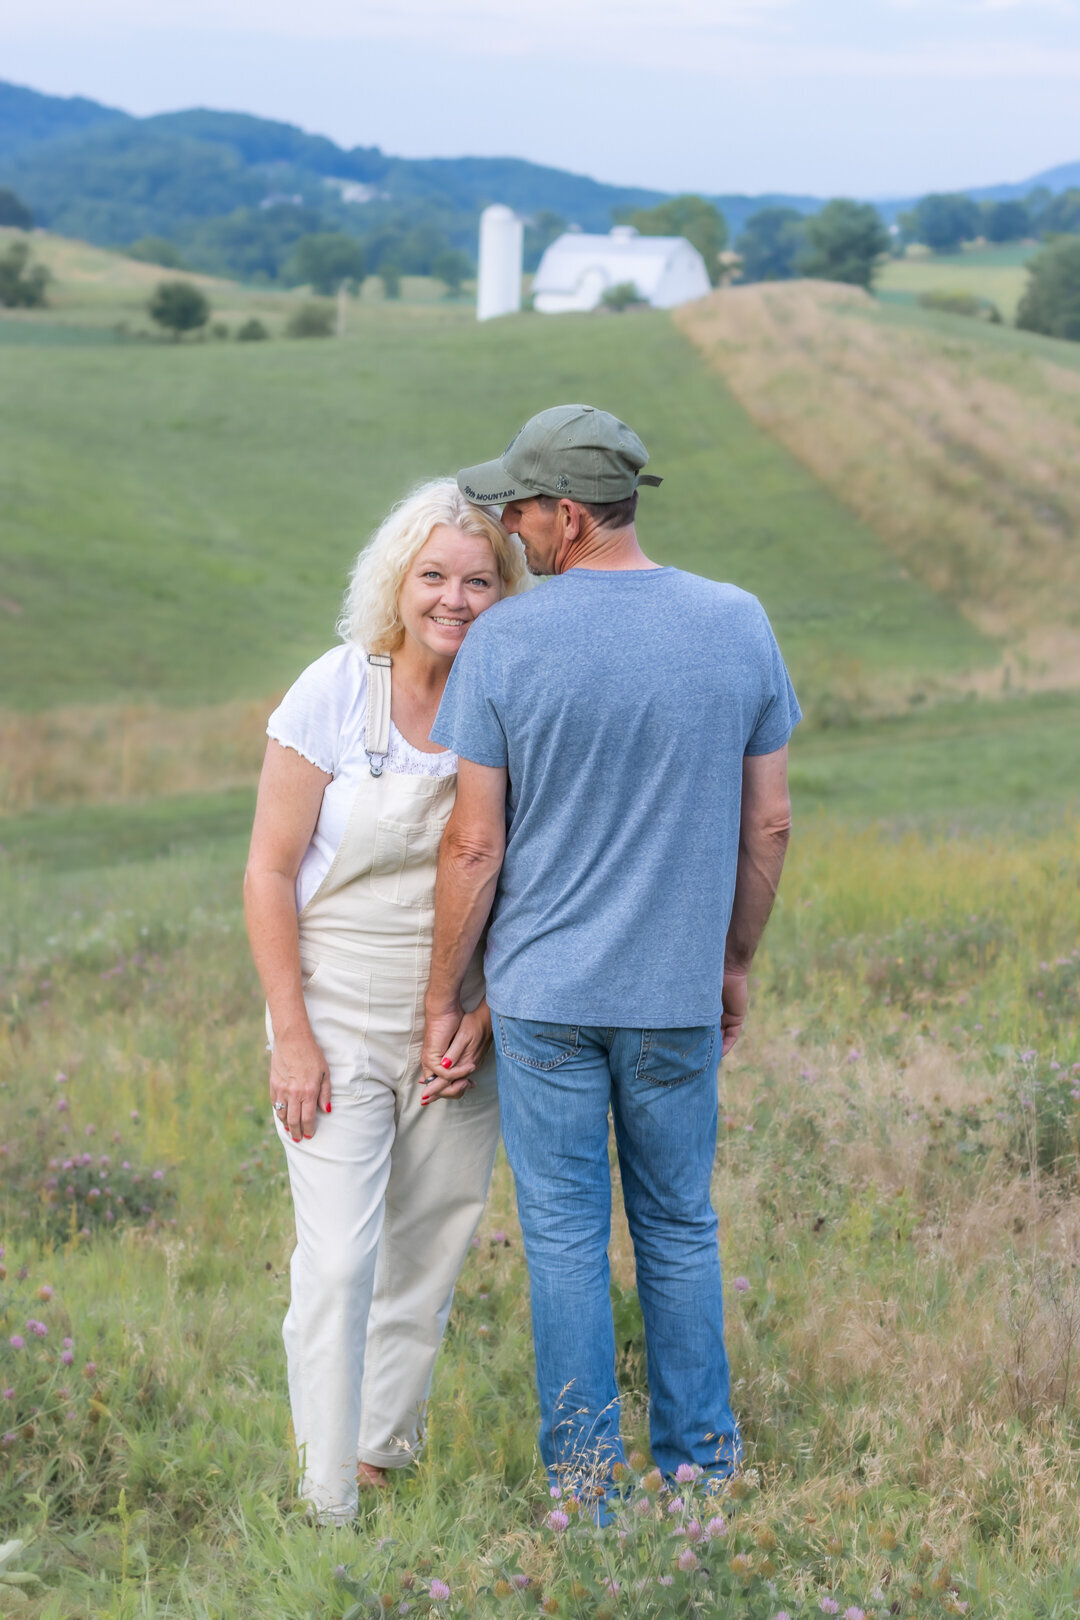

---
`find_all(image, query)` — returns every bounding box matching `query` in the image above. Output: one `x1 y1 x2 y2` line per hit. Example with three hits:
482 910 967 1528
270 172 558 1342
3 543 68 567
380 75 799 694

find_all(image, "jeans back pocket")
635 1026 716 1088
497 1015 581 1071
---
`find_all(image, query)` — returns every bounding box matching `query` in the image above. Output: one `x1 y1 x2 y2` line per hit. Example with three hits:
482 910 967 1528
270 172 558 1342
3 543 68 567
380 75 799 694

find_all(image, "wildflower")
635 1496 652 1515
847 1048 860 1062
130 1110 140 1122
603 1579 619 1596
674 1462 700 1483
820 1601 840 1615
9 1337 24 1350
512 1575 529 1590
2 1389 12 1400
730 1554 753 1577
844 1609 866 1620
1020 1049 1037 1063
83 1362 97 1377
677 1548 699 1572
334 1565 346 1578
667 1497 684 1514
491 1230 507 1243
85 1124 96 1136
546 1510 569 1532
657 1575 674 1586
734 1276 750 1293
1 1433 15 1446
549 1484 562 1497
61 1350 74 1366
774 1614 792 1620
38 1285 53 1301
63 1337 73 1349
152 1169 164 1181
429 1579 450 1600
642 1468 663 1493
55 1098 69 1113
705 1515 727 1539
686 1519 702 1541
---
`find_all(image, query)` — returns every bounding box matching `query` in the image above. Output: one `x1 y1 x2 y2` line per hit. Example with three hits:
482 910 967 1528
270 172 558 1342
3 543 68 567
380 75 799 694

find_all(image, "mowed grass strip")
675 281 1080 686
0 300 986 712
877 242 1035 322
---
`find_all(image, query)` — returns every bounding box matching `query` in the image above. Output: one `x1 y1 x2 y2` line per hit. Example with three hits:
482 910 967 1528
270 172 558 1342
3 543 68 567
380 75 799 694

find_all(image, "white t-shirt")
267 644 458 912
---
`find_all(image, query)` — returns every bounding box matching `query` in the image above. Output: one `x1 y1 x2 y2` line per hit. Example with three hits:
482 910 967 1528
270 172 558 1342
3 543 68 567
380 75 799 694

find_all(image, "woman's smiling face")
397 524 502 658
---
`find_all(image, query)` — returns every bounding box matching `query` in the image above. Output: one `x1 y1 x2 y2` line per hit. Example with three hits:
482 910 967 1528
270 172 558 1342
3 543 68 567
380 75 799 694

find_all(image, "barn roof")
532 228 697 296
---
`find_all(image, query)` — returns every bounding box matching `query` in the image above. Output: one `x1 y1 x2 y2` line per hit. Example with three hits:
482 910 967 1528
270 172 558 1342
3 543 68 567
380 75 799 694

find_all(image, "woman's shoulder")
267 644 368 774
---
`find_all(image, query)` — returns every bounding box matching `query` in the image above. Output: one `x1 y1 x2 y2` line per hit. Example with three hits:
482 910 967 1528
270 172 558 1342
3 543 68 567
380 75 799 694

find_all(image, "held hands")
269 1028 332 1142
720 968 749 1058
420 1001 492 1105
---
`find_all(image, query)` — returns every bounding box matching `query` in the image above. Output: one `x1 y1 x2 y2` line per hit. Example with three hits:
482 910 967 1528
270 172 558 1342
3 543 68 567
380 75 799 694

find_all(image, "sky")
3 0 1079 197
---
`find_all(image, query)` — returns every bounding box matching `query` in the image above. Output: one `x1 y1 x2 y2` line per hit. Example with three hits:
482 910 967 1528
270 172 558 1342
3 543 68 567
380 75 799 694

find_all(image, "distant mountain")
0 78 1075 279
0 80 127 157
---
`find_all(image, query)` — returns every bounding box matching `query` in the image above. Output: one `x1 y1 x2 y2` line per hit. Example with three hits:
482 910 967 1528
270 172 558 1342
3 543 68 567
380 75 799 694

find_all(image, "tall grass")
2 815 1078 1616
675 283 1080 689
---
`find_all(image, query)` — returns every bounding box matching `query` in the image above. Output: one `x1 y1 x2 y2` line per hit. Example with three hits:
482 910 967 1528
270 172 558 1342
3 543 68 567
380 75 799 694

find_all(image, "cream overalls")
268 652 499 1524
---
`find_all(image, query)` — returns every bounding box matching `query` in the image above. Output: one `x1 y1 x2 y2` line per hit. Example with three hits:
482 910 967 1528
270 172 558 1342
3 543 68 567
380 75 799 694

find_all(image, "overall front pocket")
299 961 371 1088
369 815 448 908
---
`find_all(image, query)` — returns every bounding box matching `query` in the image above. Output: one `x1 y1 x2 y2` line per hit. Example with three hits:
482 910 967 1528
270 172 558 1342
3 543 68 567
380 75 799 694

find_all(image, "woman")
244 480 527 1524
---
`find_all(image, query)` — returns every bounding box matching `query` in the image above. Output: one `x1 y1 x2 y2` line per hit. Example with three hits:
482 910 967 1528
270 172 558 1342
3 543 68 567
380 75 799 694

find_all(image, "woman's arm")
243 740 333 1141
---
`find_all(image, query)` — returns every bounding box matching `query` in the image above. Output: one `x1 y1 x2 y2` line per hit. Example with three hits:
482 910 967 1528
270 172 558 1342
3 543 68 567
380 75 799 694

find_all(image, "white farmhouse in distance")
532 225 711 314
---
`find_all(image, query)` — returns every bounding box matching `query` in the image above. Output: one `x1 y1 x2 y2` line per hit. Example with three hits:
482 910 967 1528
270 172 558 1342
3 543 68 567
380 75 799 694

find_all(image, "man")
420 403 798 1503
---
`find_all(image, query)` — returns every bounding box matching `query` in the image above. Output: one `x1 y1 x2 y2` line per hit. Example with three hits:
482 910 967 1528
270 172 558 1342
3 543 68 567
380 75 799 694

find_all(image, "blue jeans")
494 1016 741 1494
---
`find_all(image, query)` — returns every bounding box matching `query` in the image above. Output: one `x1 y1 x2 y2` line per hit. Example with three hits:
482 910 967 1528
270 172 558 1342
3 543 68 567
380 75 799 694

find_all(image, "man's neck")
556 524 660 574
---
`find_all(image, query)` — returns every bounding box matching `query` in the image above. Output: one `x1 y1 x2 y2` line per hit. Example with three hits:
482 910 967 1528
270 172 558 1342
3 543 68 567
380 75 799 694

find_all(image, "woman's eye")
468 578 492 589
422 571 441 580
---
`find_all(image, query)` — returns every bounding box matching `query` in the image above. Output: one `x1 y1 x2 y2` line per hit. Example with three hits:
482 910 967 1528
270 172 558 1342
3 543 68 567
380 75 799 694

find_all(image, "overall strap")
365 653 392 777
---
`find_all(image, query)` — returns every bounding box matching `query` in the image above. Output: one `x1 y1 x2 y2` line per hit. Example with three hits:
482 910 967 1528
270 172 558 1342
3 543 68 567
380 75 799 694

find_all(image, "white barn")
531 225 711 314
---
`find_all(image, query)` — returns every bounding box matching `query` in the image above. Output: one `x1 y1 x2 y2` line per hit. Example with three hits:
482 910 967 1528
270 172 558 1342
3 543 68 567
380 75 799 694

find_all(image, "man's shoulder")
668 570 760 611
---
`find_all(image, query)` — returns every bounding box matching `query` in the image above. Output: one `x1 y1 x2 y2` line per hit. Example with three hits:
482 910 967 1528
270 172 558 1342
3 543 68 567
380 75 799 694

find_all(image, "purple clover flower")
674 1462 700 1483
9 1336 24 1350
546 1509 569 1531
820 1601 840 1615
428 1579 450 1601
734 1276 750 1293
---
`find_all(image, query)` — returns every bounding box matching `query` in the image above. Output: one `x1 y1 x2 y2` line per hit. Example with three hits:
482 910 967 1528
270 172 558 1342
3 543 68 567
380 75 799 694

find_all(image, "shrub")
127 236 186 269
380 264 401 300
236 316 270 341
918 288 1002 323
147 279 210 339
1016 235 1080 342
601 280 645 312
288 232 365 295
285 301 335 338
0 240 50 308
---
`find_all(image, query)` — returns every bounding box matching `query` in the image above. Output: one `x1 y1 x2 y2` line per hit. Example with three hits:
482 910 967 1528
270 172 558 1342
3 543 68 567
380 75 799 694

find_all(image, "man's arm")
420 758 508 1098
721 745 792 1056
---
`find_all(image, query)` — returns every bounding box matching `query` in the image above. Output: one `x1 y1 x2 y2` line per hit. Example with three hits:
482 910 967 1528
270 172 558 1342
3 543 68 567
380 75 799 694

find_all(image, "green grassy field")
877 244 1036 322
2 246 1080 1618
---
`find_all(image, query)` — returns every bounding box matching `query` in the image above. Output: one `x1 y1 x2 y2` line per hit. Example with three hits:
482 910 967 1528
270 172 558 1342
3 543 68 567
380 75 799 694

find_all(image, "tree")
1016 236 1080 342
735 206 807 282
289 232 365 295
0 188 33 229
1037 188 1080 238
380 264 401 300
799 199 890 289
626 195 728 286
432 248 472 296
0 240 50 308
911 193 982 253
147 279 210 339
127 236 186 269
524 210 566 272
982 200 1030 244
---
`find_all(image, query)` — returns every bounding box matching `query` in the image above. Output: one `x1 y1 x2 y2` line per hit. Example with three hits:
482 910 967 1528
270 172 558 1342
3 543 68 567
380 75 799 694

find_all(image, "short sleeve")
430 620 508 767
745 604 802 757
266 645 363 776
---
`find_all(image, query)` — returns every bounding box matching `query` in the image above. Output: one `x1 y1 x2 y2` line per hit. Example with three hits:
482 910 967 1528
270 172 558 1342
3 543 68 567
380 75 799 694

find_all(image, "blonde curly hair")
337 479 528 655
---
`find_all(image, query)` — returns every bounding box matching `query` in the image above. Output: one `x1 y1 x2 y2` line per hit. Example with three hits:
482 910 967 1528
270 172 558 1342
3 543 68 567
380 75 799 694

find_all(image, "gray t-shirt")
431 566 800 1027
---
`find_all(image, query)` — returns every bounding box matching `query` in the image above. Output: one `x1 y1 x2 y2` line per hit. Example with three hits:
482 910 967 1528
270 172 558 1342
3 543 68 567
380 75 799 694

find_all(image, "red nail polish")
442 1058 452 1069
326 1103 331 1114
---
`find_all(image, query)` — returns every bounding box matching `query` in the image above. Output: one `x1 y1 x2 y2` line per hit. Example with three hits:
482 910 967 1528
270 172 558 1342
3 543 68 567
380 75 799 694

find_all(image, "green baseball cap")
457 403 662 507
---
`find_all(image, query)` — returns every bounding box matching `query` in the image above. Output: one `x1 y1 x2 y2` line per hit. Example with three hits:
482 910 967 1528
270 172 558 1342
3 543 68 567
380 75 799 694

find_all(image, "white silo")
477 205 523 321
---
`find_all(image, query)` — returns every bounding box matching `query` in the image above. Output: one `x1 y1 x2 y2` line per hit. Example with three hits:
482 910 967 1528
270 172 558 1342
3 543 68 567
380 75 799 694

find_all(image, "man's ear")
560 499 583 542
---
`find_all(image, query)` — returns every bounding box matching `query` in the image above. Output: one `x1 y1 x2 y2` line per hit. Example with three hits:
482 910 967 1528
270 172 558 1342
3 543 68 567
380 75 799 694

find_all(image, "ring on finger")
273 1101 286 1113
